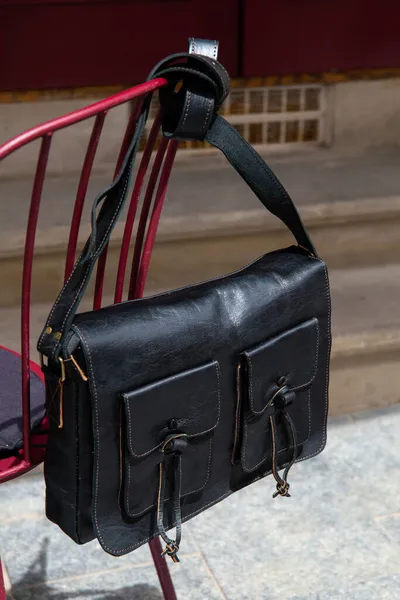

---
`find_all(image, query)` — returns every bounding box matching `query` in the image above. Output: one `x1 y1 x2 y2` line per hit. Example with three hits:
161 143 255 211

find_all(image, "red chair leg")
0 559 7 600
149 538 177 600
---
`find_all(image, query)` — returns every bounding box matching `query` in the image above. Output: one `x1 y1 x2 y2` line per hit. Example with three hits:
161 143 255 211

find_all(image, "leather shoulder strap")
206 115 315 255
37 103 151 360
38 39 316 361
162 38 220 140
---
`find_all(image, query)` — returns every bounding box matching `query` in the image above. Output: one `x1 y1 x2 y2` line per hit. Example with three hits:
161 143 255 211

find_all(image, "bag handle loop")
38 40 316 361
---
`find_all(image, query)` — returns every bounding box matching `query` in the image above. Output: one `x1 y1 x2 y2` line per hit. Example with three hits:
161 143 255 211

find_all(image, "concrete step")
1 146 400 306
1 195 399 306
1 147 399 416
0 264 399 417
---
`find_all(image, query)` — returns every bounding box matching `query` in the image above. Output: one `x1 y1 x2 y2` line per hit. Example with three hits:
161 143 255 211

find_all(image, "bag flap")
122 360 220 458
243 318 319 415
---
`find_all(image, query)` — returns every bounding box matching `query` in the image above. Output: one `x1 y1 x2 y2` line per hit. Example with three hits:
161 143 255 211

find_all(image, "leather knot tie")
149 50 230 141
161 541 181 564
156 433 188 563
267 383 298 499
273 481 291 498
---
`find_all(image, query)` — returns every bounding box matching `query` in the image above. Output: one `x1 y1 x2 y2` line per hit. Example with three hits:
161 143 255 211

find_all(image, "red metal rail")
0 76 178 599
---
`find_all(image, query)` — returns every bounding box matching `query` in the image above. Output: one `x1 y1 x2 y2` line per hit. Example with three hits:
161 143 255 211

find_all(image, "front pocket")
121 360 221 518
238 318 319 473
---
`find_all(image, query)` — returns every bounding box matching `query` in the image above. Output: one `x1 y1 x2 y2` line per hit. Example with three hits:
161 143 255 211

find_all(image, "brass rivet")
45 326 53 335
54 332 62 341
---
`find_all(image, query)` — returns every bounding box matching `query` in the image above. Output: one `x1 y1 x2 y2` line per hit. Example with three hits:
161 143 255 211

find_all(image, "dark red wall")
1 0 400 91
0 0 239 91
243 0 400 77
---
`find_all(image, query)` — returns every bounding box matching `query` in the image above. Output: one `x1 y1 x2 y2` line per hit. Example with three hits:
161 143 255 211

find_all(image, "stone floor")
1 406 400 600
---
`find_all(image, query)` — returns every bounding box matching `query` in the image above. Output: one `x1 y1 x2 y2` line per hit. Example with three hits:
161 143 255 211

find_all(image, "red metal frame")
0 77 178 599
65 112 106 280
114 109 162 303
135 140 179 298
0 560 6 600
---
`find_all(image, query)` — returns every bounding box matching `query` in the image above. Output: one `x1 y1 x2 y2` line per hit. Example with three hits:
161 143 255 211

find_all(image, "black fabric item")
38 39 331 561
0 347 45 453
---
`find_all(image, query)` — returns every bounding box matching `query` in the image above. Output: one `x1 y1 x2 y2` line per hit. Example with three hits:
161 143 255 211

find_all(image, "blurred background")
0 1 400 598
1 0 400 414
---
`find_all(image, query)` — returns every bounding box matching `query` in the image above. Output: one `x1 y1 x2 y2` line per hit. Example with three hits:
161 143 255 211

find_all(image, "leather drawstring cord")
156 433 187 563
268 384 298 498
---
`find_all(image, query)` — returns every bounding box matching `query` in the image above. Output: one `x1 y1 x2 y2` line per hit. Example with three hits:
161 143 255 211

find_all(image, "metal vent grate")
139 84 327 153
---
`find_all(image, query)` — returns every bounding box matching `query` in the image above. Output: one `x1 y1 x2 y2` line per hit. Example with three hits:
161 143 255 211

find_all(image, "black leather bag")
38 40 331 563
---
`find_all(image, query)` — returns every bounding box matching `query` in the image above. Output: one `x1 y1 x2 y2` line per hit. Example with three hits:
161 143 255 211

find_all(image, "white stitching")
291 320 320 392
73 324 114 553
231 362 242 464
201 55 230 99
190 54 229 101
295 258 331 464
60 175 130 334
38 245 86 349
240 255 330 473
125 361 221 458
244 317 320 415
241 387 312 472
212 58 230 97
124 362 221 515
104 254 264 312
74 327 222 554
202 98 213 133
71 256 330 556
42 155 133 358
213 41 218 59
125 435 213 519
181 90 192 129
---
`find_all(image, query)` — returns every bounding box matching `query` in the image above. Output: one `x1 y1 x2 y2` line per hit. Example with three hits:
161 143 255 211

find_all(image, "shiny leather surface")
159 38 221 141
38 44 309 361
121 361 220 518
37 49 231 361
243 318 319 414
122 361 220 457
240 320 318 473
188 38 219 59
41 39 331 558
45 362 94 544
66 247 330 556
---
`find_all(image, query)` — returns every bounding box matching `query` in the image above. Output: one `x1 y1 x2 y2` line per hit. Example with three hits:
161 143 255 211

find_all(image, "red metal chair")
0 78 180 600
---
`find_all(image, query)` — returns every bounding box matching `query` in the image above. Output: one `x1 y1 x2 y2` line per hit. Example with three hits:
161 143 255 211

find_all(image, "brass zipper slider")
58 357 66 429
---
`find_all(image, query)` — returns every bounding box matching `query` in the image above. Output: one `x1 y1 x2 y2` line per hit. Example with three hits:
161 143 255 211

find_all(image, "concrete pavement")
1 407 400 599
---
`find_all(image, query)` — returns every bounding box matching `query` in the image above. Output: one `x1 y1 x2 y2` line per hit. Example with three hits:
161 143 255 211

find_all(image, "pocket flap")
243 318 319 415
123 361 221 458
